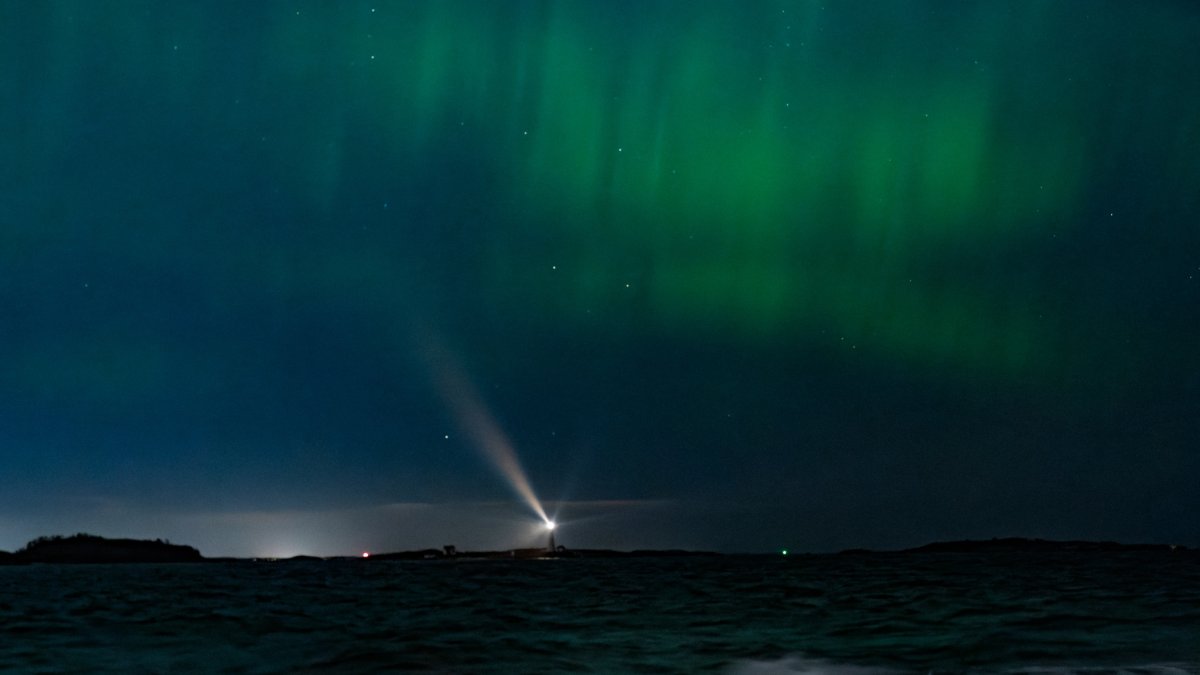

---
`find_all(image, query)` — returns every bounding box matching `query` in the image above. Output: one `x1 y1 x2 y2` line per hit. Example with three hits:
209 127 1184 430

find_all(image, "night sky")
2 1 1198 557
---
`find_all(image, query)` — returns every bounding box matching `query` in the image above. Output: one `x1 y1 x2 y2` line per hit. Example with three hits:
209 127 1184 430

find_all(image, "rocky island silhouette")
0 533 720 564
837 537 1191 555
1 533 203 564
1 534 1189 565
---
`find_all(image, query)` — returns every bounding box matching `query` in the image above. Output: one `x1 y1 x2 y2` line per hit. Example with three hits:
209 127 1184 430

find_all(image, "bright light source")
362 552 370 558
425 339 551 524
545 520 556 531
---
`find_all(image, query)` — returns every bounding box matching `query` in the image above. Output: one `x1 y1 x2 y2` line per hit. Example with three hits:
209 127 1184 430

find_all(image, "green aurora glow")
258 1 1195 380
3 1 1199 553
11 1 1195 389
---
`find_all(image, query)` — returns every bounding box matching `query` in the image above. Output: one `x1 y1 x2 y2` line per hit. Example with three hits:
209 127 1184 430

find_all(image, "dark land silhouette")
838 537 1191 555
361 547 720 561
2 534 1190 565
1 533 203 564
0 534 719 564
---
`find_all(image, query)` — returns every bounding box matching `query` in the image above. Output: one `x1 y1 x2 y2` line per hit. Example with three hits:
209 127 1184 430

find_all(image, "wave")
1003 666 1199 674
726 654 1200 675
726 654 903 675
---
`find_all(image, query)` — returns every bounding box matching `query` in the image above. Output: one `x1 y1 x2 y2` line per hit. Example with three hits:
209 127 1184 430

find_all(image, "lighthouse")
545 520 557 553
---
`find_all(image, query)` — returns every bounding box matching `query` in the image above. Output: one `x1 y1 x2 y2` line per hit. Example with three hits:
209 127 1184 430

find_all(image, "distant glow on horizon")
362 552 370 558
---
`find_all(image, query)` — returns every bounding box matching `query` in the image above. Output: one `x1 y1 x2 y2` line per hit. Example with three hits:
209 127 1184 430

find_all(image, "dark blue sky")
2 1 1198 556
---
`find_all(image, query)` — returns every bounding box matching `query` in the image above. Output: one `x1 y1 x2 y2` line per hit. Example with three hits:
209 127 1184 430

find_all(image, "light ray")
422 338 550 525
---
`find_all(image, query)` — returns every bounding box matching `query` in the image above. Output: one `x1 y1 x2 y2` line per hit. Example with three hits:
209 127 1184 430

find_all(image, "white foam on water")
1004 666 1200 674
726 654 903 675
726 656 1200 675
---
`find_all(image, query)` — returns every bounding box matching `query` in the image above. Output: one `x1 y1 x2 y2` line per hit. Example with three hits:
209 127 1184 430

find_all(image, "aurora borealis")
2 1 1198 555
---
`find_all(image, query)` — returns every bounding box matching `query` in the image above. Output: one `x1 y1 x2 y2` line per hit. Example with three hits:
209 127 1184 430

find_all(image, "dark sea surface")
1 553 1198 674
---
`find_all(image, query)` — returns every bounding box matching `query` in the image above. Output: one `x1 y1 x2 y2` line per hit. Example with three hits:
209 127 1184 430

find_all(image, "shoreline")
2 534 1191 566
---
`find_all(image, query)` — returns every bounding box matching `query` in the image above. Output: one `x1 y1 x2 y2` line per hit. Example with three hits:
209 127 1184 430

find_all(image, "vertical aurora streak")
307 0 1195 382
2 0 1198 554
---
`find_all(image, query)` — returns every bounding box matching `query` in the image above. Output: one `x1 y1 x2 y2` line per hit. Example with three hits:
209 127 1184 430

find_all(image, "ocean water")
1 553 1197 673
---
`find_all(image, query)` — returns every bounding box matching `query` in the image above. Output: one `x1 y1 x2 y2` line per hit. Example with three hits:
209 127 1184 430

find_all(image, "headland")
838 537 1191 555
0 533 718 564
5 534 1186 565
1 533 203 564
